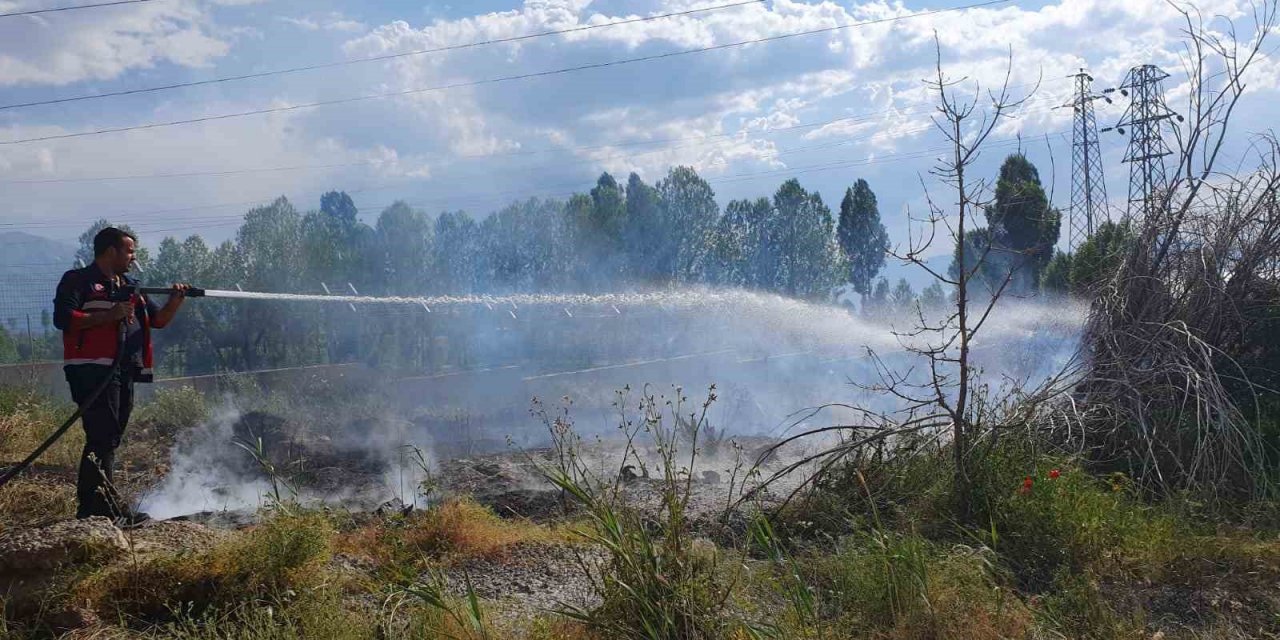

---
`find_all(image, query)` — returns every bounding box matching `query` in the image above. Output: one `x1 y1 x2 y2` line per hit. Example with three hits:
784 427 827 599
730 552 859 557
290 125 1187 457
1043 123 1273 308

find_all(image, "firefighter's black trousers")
65 365 134 519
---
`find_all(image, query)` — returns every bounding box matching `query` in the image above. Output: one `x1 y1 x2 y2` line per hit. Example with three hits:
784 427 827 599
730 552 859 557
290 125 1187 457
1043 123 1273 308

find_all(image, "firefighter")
52 227 189 526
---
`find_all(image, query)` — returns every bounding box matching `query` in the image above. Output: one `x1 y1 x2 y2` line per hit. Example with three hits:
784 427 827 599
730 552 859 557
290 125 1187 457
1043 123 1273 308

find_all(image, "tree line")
0 153 1095 374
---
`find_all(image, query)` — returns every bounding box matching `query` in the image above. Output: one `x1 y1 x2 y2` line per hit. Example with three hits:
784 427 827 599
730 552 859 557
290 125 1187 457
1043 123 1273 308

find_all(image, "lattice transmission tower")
1104 64 1180 222
1063 69 1111 252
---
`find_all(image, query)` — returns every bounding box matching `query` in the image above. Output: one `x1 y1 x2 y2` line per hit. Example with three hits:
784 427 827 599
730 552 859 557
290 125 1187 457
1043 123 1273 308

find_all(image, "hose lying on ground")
0 322 127 489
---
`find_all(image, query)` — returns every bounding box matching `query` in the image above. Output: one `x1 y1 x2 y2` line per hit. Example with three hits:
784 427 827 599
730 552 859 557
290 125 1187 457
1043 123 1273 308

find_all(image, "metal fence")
0 263 71 364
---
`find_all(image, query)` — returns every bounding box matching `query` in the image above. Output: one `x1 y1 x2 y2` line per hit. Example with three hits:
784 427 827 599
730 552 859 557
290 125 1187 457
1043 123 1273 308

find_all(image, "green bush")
536 388 754 640
1036 571 1143 640
135 385 209 439
798 531 1031 639
971 445 1178 591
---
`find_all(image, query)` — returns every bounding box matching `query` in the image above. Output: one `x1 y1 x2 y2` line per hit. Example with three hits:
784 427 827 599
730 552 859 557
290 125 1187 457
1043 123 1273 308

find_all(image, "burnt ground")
53 432 814 627
6 426 1280 638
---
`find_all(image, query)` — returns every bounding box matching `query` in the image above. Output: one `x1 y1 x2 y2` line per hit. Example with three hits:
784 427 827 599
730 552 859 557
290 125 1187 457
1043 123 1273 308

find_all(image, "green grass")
132 386 210 441
790 531 1032 639
6 380 1280 640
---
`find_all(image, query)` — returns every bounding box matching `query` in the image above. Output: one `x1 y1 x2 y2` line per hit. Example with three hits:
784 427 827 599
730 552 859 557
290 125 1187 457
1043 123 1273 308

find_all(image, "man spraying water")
52 227 191 526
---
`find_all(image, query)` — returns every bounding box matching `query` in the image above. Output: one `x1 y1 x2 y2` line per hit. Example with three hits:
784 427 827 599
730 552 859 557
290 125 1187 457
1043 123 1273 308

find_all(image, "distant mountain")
0 232 77 338
0 231 76 270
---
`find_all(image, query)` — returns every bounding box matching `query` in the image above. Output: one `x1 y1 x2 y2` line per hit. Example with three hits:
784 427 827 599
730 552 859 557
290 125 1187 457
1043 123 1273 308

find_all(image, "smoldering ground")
139 287 1085 520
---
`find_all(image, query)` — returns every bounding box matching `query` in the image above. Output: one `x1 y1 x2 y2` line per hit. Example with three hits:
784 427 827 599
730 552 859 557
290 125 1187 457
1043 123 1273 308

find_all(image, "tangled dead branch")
1067 2 1280 499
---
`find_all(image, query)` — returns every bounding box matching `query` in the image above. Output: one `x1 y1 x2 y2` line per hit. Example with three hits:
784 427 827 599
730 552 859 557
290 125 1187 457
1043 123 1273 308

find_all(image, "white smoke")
138 288 1086 520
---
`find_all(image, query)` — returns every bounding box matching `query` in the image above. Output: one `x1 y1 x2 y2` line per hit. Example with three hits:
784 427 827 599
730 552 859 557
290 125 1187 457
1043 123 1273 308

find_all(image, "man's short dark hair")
93 227 137 257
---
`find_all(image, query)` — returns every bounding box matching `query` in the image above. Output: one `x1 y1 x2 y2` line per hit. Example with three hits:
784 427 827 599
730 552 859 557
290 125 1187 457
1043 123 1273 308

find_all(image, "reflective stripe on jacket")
53 264 157 383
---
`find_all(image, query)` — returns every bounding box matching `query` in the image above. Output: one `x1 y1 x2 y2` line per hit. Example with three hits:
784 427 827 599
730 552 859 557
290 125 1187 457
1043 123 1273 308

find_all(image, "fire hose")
0 286 205 489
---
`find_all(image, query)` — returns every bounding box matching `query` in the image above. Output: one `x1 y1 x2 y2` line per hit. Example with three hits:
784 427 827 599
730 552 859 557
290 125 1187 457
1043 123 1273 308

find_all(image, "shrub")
158 590 379 640
0 386 79 469
535 387 756 640
971 446 1178 590
799 531 1031 639
134 386 209 440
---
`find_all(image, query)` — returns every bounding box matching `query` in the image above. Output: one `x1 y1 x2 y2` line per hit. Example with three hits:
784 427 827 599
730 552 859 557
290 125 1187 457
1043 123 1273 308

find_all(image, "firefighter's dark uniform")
53 264 159 519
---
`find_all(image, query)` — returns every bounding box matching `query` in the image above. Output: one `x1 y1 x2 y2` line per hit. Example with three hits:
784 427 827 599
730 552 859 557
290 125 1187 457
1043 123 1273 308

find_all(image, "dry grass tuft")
338 498 563 583
0 476 75 531
75 512 334 624
0 388 81 470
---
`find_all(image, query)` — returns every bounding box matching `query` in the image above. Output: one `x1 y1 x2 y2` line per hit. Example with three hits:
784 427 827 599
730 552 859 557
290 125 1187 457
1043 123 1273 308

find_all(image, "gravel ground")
444 542 606 627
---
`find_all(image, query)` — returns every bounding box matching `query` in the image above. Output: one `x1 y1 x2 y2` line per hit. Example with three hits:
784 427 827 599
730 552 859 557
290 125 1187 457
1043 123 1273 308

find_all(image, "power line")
1 83 1059 185
1064 69 1110 252
0 0 1013 146
0 0 155 18
0 0 763 111
0 96 1070 232
0 126 1071 234
0 98 1069 232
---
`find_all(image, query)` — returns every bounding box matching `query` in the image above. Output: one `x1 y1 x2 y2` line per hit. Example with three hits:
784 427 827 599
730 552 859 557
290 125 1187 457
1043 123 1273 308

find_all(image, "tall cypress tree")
837 179 889 300
985 154 1061 291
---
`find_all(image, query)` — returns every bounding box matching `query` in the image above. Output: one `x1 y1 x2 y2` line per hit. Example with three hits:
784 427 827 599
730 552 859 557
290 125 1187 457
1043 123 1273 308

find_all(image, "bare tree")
741 40 1079 521
887 43 1051 517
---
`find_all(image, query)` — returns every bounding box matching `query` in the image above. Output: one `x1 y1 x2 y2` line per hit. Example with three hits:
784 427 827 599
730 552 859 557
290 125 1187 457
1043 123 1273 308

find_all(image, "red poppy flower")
1049 469 1061 479
1019 476 1033 495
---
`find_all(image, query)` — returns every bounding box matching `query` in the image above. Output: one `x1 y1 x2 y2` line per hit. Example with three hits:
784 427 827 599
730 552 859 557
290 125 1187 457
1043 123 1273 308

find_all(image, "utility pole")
1063 69 1111 252
1104 64 1181 222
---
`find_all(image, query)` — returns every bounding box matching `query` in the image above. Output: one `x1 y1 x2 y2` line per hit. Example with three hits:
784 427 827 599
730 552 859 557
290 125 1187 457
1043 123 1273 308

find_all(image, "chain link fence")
0 261 74 396
0 262 71 363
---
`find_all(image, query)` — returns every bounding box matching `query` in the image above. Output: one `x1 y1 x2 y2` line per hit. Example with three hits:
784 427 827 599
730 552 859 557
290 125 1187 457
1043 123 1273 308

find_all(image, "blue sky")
1 0 1276 262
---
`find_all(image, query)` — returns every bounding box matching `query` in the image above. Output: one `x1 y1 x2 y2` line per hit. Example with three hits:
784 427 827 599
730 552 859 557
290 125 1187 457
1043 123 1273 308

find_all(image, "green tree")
240 197 304 290
433 210 480 294
236 197 310 369
565 174 628 288
1040 251 1072 295
623 172 664 282
891 278 916 313
949 227 1002 295
656 166 720 283
149 235 217 374
1037 222 1133 296
702 197 775 289
303 191 377 292
1069 221 1132 294
837 179 889 301
864 277 890 318
771 179 844 299
481 198 571 292
985 154 1061 292
375 202 434 295
920 281 947 311
589 172 627 242
320 190 359 226
75 219 151 269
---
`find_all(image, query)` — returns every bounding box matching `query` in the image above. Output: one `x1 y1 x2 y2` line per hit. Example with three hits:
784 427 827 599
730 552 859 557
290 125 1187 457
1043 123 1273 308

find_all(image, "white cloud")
279 12 367 34
0 0 231 86
5 0 1280 247
0 101 435 241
